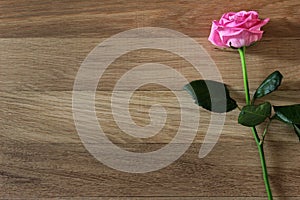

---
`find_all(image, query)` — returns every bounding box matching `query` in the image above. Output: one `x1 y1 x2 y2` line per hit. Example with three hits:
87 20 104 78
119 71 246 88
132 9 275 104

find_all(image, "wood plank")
0 38 299 91
1 141 300 198
0 0 299 38
1 0 300 198
1 91 299 144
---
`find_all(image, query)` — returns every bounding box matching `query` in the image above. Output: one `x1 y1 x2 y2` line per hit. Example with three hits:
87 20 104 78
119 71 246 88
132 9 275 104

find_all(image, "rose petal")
222 29 263 48
220 12 236 24
208 21 227 47
249 18 270 31
224 11 260 28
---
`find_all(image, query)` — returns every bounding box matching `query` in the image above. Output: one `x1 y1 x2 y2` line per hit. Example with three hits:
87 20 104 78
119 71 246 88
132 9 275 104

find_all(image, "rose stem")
238 46 273 200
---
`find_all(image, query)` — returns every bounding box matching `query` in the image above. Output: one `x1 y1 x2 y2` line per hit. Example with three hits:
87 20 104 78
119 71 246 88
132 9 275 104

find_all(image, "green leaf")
183 80 237 113
238 102 272 127
274 105 300 142
273 104 300 124
293 124 300 141
253 71 283 100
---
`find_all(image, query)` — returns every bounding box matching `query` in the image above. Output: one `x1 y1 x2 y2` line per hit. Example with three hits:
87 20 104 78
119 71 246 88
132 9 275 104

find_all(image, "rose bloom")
208 11 269 48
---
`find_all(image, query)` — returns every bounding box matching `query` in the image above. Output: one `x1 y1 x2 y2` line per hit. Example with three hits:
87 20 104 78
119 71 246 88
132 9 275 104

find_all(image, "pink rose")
208 11 269 48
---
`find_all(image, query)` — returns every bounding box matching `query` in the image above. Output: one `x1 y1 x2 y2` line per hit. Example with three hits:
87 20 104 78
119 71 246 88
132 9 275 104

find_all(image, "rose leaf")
253 71 283 102
293 124 300 141
273 104 300 124
238 102 272 127
183 80 237 113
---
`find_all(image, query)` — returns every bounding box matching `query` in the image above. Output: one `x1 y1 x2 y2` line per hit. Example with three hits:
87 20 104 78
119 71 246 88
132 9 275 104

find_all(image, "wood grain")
1 141 300 198
0 38 299 91
1 0 300 198
0 0 299 38
1 91 300 198
1 91 300 144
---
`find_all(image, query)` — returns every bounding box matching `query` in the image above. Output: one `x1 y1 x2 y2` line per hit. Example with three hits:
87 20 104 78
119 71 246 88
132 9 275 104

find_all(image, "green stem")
238 46 251 105
238 46 273 200
258 144 273 200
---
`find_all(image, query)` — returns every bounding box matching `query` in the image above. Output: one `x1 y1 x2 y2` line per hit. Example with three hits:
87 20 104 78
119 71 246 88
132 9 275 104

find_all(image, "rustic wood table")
1 0 299 199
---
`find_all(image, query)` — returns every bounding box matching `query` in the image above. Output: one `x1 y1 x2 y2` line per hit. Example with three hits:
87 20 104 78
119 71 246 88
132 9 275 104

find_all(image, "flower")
208 11 269 48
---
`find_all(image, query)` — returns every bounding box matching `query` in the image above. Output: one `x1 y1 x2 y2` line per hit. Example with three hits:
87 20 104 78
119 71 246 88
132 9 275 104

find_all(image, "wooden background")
1 0 300 199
